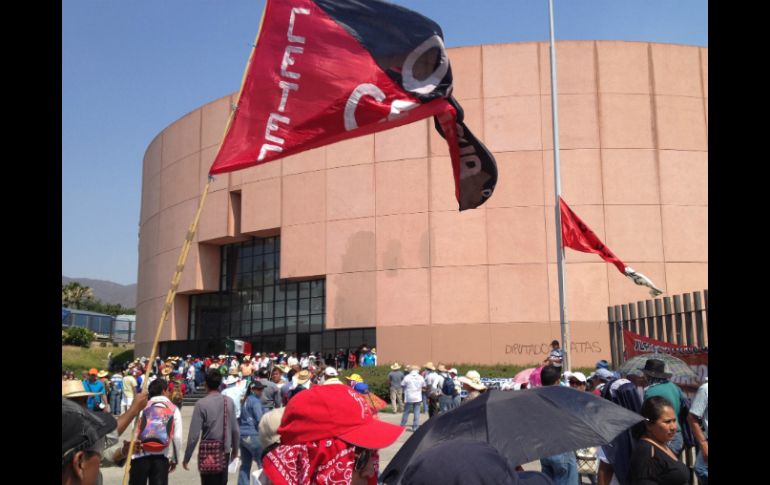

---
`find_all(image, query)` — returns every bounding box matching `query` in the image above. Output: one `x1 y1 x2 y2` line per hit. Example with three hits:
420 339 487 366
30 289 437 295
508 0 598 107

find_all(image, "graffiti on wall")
504 341 602 355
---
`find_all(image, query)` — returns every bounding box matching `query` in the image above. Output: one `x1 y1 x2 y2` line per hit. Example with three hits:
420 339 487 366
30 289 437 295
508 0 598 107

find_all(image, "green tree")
62 282 94 309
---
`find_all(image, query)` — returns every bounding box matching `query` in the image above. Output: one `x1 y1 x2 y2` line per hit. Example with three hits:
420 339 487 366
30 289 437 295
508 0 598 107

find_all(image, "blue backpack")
441 375 457 396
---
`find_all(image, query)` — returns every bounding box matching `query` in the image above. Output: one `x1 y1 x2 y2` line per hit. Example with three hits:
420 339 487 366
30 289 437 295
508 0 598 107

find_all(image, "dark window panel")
263 302 274 318
310 315 323 333
274 301 286 318
286 316 297 333
286 300 297 317
310 297 324 314
274 317 285 333
264 285 274 302
299 281 310 299
298 299 310 316
297 316 310 333
311 280 324 298
285 333 296 352
264 270 275 286
263 318 274 334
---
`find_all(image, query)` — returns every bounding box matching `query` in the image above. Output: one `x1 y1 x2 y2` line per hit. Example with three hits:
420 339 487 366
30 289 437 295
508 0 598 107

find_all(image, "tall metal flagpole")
548 0 570 372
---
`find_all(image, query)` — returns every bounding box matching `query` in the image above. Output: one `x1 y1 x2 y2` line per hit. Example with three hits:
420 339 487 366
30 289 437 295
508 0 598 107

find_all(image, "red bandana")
263 438 378 485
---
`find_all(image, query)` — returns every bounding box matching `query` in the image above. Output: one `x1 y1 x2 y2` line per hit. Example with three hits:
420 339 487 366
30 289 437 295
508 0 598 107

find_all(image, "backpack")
138 401 176 453
441 375 456 396
363 353 375 366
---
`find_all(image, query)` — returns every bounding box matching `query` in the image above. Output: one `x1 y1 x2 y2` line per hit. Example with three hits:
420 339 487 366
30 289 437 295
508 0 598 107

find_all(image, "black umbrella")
380 386 644 484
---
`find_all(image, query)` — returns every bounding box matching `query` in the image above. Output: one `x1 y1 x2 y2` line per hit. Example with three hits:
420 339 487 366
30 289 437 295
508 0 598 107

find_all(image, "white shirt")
401 371 426 403
287 357 299 367
222 383 247 419
186 365 196 380
424 371 443 392
133 396 184 463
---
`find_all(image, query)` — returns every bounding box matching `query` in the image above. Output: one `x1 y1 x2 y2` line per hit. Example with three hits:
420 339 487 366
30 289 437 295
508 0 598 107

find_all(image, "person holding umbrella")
538 365 579 485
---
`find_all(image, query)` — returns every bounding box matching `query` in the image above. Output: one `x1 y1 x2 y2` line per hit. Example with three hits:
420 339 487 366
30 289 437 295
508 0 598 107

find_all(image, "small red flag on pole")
559 197 663 297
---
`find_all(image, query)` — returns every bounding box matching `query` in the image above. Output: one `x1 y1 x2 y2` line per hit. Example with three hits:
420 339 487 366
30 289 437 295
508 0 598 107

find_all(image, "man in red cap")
262 384 404 485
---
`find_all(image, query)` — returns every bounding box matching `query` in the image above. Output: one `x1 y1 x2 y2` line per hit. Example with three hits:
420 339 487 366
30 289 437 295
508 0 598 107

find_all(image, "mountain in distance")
62 276 137 309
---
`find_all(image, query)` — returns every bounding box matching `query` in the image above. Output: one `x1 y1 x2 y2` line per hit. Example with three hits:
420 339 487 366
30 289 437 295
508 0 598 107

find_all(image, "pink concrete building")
136 40 708 367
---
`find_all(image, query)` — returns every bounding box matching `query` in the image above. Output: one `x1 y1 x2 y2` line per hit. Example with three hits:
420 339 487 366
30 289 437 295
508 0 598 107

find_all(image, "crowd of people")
62 347 707 485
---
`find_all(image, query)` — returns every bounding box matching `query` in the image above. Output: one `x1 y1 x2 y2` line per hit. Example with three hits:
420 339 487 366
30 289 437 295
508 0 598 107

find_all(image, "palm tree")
62 282 94 309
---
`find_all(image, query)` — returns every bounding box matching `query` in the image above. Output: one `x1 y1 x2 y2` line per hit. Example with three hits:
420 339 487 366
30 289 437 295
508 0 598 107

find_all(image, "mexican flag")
225 338 252 355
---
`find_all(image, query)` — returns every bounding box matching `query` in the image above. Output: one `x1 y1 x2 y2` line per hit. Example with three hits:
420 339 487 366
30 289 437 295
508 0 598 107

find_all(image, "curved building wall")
137 40 708 366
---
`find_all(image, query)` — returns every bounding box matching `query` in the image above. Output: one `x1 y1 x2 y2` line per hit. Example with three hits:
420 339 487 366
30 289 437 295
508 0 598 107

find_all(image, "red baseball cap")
278 384 403 449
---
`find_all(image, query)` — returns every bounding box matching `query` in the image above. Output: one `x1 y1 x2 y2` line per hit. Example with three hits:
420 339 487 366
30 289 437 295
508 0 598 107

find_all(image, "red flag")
559 197 663 296
208 0 496 210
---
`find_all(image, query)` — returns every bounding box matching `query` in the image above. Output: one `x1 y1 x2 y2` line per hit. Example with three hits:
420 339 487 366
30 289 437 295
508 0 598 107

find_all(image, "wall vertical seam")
538 42 555 324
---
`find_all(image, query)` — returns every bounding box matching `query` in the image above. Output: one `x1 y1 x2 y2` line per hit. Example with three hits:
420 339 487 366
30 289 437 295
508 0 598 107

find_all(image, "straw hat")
97 370 109 378
161 368 172 376
224 375 239 386
390 363 402 370
295 370 312 385
259 408 286 450
275 364 290 374
458 370 486 391
345 373 364 383
424 362 436 371
62 380 98 398
437 364 448 373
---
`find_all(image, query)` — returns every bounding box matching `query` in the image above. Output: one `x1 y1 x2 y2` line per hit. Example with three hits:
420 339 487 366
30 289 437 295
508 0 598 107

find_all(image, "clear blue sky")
62 0 707 285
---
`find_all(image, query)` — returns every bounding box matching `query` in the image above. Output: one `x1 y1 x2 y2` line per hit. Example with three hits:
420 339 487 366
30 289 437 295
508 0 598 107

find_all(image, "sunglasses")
568 380 584 386
354 447 372 472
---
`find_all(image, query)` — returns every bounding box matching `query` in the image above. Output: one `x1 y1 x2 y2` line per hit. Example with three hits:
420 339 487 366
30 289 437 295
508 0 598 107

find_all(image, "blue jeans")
694 441 708 484
110 391 122 416
238 435 263 485
453 395 462 409
540 452 578 485
400 402 421 431
439 395 453 414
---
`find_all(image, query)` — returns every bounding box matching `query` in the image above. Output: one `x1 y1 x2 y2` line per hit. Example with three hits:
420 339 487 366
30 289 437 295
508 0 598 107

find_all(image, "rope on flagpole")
121 178 213 485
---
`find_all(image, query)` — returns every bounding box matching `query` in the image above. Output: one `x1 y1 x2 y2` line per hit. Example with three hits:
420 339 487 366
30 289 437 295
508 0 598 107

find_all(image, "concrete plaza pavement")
102 403 555 484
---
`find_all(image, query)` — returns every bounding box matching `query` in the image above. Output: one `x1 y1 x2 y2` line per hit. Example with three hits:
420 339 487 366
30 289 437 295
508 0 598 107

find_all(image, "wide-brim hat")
640 358 672 379
294 370 312 385
229 367 239 376
437 364 448 373
390 363 401 370
243 356 251 361
458 376 486 391
424 362 436 371
161 368 172 376
223 375 239 386
345 373 364 383
259 407 286 450
97 370 109 378
62 380 98 398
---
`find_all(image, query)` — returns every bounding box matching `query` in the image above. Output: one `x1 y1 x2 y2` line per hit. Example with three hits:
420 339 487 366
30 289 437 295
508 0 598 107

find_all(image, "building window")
189 236 346 354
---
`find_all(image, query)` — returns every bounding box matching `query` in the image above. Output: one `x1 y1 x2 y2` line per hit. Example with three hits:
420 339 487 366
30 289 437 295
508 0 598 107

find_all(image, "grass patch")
62 345 134 374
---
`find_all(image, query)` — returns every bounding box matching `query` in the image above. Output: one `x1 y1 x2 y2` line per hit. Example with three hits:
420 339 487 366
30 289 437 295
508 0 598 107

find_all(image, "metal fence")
607 289 708 369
